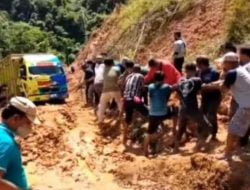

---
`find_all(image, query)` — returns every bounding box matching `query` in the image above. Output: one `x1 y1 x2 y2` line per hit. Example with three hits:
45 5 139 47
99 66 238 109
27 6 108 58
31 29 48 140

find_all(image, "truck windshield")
29 66 64 75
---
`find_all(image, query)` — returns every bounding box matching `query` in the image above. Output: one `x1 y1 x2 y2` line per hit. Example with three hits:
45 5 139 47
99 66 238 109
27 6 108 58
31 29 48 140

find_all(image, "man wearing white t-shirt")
238 46 250 146
205 52 250 160
93 55 105 113
173 32 186 73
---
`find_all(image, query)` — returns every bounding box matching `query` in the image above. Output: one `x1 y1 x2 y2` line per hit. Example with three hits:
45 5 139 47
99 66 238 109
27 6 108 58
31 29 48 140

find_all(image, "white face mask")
16 126 32 138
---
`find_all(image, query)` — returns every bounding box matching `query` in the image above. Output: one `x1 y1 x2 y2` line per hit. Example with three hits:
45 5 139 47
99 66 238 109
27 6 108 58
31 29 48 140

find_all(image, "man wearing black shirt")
196 56 221 140
81 60 95 105
173 63 212 152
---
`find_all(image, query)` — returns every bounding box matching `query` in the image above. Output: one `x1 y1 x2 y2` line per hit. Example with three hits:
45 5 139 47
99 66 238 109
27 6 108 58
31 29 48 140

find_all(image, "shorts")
229 98 239 119
148 106 178 134
229 108 250 137
124 100 148 124
177 108 212 140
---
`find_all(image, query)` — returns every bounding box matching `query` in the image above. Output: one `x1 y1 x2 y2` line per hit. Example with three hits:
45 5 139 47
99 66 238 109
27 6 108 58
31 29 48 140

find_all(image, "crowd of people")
80 34 250 160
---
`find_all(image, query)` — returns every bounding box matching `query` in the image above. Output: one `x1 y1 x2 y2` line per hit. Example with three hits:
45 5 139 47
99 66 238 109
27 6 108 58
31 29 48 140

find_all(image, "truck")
0 54 68 102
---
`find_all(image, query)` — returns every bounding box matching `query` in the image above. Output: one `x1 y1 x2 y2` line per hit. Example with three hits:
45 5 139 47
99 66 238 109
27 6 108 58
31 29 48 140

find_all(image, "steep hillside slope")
77 0 249 64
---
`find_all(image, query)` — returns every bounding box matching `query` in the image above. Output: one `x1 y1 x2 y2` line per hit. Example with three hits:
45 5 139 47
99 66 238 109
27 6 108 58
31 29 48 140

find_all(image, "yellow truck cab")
0 54 68 102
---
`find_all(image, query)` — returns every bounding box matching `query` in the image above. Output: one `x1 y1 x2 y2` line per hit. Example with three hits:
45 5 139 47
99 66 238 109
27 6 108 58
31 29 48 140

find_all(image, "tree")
0 0 126 63
0 0 13 12
33 0 52 19
5 22 51 53
0 12 11 57
11 0 33 21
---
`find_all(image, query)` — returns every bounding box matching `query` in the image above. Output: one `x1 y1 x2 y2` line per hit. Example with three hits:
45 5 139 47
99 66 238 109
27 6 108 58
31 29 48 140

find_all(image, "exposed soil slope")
77 0 228 64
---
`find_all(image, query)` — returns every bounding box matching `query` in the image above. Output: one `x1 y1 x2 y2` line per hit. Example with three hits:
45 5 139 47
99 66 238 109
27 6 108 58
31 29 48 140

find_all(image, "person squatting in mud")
81 43 250 160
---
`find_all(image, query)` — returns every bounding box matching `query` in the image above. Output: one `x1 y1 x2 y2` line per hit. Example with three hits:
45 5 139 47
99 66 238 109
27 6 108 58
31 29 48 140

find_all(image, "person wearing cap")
204 52 250 160
0 97 40 190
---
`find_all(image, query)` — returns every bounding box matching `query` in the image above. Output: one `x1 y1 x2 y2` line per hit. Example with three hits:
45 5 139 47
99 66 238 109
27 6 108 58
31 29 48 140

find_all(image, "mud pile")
20 105 78 169
115 154 230 190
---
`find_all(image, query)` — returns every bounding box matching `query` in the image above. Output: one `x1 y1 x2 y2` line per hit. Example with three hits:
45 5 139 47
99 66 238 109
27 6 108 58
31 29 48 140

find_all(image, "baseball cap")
222 52 239 62
10 96 41 125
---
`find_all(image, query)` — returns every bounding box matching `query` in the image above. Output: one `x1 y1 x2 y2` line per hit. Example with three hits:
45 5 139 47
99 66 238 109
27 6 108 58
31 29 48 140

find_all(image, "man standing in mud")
226 46 250 147
205 52 250 160
238 46 250 146
196 56 221 141
97 59 122 126
173 32 186 73
93 55 105 113
173 63 212 153
123 64 148 144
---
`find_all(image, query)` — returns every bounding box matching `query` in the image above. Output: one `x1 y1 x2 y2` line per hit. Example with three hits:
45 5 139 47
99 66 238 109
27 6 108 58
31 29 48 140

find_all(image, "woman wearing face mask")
0 96 40 190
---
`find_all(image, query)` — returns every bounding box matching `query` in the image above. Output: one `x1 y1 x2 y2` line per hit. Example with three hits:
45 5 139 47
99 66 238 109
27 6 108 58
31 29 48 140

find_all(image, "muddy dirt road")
20 73 250 190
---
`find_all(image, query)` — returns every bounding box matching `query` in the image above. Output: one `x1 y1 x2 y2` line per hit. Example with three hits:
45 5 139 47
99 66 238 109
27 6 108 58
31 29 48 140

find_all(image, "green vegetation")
117 0 195 30
104 0 250 60
0 0 125 63
227 0 250 44
106 0 197 58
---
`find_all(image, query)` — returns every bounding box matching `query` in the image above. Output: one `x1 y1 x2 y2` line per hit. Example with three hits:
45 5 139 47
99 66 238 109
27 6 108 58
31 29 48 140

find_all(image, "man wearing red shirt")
145 58 182 85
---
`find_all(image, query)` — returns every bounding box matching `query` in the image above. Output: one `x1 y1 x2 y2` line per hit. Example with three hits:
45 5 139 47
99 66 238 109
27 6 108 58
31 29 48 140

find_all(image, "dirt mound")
114 154 230 190
20 105 77 169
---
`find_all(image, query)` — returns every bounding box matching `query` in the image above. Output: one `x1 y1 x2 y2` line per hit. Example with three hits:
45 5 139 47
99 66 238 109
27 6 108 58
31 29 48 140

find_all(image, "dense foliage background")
0 0 125 63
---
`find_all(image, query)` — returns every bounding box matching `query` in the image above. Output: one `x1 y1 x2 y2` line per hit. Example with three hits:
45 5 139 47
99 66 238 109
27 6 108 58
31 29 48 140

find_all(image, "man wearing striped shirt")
123 64 148 144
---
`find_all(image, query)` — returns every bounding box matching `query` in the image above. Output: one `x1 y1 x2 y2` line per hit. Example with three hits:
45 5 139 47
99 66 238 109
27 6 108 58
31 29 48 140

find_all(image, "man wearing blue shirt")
144 71 177 156
0 97 40 190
